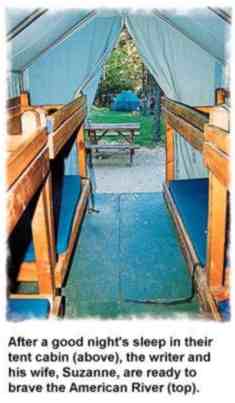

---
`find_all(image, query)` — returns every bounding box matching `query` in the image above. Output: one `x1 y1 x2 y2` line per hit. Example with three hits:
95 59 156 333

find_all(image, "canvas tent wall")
6 7 231 178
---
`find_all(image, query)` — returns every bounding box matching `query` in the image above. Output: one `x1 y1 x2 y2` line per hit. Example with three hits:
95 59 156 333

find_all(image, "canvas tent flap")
126 12 221 105
23 13 123 106
154 8 229 63
126 12 224 178
6 8 230 178
7 9 97 71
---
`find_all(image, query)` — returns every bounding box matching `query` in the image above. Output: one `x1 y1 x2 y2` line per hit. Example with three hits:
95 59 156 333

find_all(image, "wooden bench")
85 143 140 166
85 122 140 143
85 122 140 165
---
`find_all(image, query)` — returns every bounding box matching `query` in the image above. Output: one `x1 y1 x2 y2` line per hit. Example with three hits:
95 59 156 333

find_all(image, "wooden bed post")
165 122 175 182
215 88 226 105
76 123 87 177
31 172 56 295
20 91 30 111
206 172 227 295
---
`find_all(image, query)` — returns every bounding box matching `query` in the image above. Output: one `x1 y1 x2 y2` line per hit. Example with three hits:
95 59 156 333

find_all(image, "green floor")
64 193 200 319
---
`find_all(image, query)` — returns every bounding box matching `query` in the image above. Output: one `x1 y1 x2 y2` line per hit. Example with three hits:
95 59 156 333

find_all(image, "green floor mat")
64 193 200 318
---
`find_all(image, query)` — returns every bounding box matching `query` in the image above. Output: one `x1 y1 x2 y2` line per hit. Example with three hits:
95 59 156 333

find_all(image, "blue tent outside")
111 90 141 112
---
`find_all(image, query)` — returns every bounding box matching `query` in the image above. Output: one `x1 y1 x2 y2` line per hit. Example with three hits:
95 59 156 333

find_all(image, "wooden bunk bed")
161 89 230 321
14 92 90 290
6 101 61 320
203 123 230 320
7 91 30 135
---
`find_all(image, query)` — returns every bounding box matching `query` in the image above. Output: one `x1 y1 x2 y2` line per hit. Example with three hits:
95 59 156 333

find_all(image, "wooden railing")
161 97 209 182
203 124 230 302
162 88 230 318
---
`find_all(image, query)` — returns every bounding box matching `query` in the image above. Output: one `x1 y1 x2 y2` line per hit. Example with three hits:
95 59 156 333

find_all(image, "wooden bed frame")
6 123 62 318
203 124 230 303
7 92 30 135
13 92 90 289
161 88 230 320
6 130 48 235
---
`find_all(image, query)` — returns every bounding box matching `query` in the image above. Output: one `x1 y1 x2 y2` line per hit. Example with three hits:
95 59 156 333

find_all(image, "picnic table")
84 122 140 166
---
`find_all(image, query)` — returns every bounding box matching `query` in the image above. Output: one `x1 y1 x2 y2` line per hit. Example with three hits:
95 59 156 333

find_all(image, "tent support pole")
206 172 227 300
76 123 87 178
7 9 48 41
165 122 174 182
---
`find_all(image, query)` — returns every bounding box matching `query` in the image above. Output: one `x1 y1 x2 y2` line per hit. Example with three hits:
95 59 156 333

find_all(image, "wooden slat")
6 92 31 135
17 262 37 282
162 108 204 152
48 108 86 158
161 97 209 131
7 91 29 109
211 286 229 302
203 143 230 189
43 173 56 268
215 88 228 105
7 105 21 118
85 122 140 131
7 92 29 111
6 130 47 188
76 124 87 177
206 173 227 291
204 124 230 155
163 184 200 271
165 123 174 182
50 296 63 317
7 114 22 135
85 144 139 150
7 95 21 109
36 104 63 110
195 106 216 114
20 92 30 111
31 173 56 295
47 95 86 131
94 132 140 137
163 184 221 321
7 147 49 235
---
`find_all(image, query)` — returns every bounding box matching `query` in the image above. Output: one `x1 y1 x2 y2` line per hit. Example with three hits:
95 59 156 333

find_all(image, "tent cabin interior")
5 8 231 321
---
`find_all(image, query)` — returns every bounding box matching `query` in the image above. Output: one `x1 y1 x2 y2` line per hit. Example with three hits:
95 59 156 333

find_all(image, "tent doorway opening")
85 25 165 195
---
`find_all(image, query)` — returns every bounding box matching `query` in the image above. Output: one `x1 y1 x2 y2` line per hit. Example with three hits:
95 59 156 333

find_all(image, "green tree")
96 28 143 105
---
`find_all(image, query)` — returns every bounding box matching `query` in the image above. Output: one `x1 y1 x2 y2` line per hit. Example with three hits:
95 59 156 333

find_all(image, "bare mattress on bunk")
167 178 209 267
8 175 82 267
166 178 230 320
23 175 82 261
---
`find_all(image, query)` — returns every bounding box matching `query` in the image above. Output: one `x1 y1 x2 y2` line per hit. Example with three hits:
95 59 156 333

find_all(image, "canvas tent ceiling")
7 9 97 70
153 8 229 63
5 7 231 179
